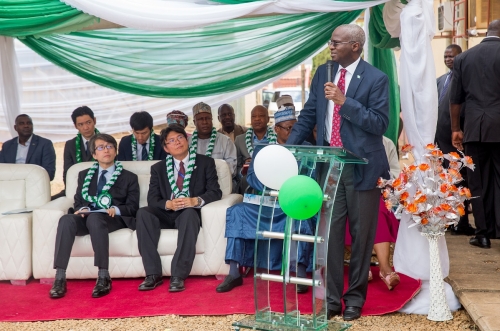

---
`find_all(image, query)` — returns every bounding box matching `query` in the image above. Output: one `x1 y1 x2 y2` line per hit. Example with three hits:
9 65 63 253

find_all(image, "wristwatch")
196 197 202 207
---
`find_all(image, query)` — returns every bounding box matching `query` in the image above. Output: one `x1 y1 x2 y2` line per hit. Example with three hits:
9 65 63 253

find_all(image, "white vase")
422 232 453 321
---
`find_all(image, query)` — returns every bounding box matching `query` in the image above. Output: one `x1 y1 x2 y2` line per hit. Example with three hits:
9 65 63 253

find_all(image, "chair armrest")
200 194 243 275
32 197 73 279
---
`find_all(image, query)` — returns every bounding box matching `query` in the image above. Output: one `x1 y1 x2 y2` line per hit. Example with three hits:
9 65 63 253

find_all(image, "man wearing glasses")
286 24 390 321
136 125 222 292
49 134 140 299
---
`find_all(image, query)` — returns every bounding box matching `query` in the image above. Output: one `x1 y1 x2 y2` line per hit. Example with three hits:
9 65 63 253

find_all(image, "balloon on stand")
254 145 298 190
279 175 323 220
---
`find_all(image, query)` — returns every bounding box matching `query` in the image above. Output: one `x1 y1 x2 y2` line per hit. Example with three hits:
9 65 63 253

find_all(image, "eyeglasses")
328 40 356 47
276 125 293 132
166 135 186 145
95 145 115 151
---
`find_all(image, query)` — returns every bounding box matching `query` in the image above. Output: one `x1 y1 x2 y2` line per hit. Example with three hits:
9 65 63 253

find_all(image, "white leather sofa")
0 164 51 285
32 160 241 280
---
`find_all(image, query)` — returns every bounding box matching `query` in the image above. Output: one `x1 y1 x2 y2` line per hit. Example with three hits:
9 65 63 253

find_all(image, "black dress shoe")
49 279 67 299
169 276 185 292
138 274 163 291
216 275 243 293
92 276 112 298
327 309 341 320
297 284 308 294
343 306 362 321
451 225 476 236
469 236 491 248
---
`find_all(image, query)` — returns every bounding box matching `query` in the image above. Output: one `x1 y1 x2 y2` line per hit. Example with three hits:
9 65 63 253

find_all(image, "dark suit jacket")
449 37 500 143
0 134 56 180
74 168 140 230
147 154 222 219
287 59 390 190
63 135 94 185
117 133 166 161
435 72 465 154
234 134 251 176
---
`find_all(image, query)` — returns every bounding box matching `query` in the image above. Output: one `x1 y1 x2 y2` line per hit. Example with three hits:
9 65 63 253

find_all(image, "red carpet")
0 267 420 322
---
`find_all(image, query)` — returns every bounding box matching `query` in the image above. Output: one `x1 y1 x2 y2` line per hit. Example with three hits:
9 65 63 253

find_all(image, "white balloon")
254 145 298 190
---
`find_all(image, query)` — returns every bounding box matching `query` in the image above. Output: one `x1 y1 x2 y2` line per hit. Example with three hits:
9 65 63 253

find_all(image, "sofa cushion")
0 180 25 213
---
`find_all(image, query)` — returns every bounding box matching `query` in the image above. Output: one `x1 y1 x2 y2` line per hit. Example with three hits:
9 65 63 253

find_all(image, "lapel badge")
357 75 361 79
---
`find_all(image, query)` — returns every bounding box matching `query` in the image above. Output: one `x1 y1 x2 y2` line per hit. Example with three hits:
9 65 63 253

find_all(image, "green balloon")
278 175 323 220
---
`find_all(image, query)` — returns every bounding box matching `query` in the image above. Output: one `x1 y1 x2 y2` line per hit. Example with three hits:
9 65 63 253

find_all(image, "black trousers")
465 142 500 238
326 164 380 310
53 213 126 270
136 206 201 279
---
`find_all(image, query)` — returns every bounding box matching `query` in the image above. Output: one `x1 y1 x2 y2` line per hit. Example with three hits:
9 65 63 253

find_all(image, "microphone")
326 60 333 83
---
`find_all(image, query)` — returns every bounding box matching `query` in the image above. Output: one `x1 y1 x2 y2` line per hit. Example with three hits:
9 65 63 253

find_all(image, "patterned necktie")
141 143 148 161
176 161 185 191
330 68 347 147
438 71 453 102
97 170 108 196
85 141 90 158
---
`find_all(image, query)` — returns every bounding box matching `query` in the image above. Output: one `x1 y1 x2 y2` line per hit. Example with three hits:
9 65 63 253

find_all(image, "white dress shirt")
15 135 33 164
324 57 361 143
81 135 90 152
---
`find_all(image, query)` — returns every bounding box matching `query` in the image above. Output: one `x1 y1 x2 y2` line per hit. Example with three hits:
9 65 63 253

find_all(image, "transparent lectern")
233 145 368 331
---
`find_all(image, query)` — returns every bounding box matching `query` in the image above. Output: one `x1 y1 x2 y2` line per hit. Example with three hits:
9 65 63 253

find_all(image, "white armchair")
0 164 51 285
32 160 241 280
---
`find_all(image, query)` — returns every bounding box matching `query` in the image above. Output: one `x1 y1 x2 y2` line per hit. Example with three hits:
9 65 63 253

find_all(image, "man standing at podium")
286 24 390 321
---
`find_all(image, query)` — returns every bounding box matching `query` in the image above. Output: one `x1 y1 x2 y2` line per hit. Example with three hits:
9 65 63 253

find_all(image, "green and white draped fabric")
21 11 362 98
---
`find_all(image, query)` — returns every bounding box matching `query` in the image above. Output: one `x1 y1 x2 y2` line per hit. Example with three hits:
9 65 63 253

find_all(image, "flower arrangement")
377 143 475 234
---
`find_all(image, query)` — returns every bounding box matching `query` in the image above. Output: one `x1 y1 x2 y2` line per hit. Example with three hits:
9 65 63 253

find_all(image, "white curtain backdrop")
61 0 389 31
0 37 22 139
0 41 288 142
389 0 461 315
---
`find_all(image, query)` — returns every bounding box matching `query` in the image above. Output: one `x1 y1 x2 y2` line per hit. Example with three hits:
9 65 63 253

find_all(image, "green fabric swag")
0 0 96 38
20 11 361 98
368 4 400 49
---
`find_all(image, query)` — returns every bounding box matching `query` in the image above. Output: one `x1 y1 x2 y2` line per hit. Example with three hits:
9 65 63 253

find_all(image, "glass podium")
233 145 368 331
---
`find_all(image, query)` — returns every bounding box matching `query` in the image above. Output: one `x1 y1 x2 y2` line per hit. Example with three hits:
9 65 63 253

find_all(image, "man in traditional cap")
216 107 313 293
217 104 247 142
166 110 189 128
189 102 237 177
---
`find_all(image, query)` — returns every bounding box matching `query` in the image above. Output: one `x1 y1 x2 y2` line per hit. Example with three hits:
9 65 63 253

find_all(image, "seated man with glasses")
216 107 314 293
136 125 222 292
50 133 140 299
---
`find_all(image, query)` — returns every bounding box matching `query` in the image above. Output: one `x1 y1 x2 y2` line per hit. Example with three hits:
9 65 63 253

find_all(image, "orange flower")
440 203 451 211
425 143 437 150
459 187 472 198
449 185 458 192
439 173 447 180
431 150 444 157
392 178 402 188
421 218 429 225
448 169 463 180
406 203 418 213
449 161 459 169
401 144 413 153
418 163 430 171
400 191 409 201
385 200 393 210
408 165 417 172
440 183 448 193
383 190 390 199
457 205 465 216
377 178 385 187
448 152 460 159
464 156 474 165
415 195 427 203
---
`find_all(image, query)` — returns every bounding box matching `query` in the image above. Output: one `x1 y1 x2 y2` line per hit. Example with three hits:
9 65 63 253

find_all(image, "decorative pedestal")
233 145 367 331
422 232 453 321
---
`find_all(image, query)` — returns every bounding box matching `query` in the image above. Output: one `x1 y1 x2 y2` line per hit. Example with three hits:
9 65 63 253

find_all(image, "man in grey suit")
286 24 390 321
450 19 500 248
0 114 56 180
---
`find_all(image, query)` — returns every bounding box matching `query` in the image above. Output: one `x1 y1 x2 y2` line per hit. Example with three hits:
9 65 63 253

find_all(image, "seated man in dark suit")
49 133 140 299
136 125 222 292
0 114 56 180
117 111 166 161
